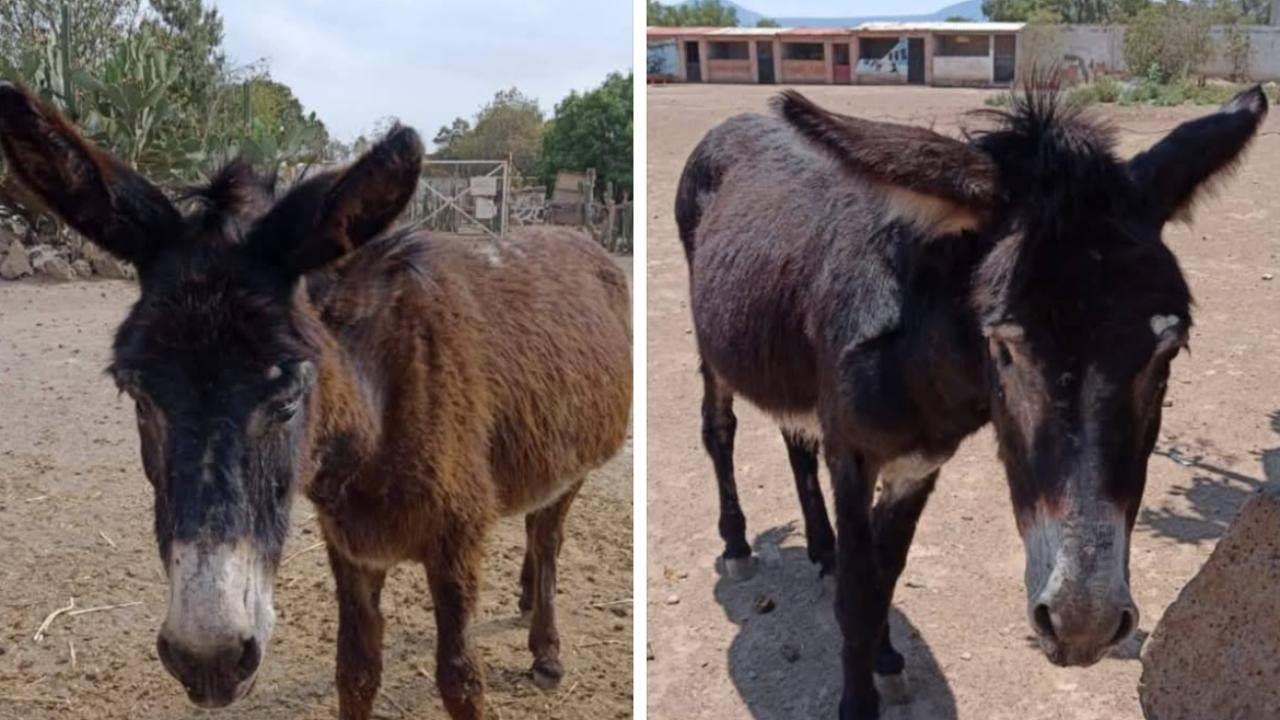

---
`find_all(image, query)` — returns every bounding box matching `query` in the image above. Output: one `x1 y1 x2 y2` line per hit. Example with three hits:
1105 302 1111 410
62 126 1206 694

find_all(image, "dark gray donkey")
676 84 1266 719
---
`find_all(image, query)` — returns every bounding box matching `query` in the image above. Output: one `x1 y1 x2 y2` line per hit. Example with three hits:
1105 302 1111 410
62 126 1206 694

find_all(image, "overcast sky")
213 0 633 144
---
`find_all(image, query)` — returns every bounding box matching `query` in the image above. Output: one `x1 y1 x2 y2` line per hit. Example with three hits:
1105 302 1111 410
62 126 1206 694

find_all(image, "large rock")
82 242 134 280
0 241 31 279
71 258 92 279
1139 483 1280 720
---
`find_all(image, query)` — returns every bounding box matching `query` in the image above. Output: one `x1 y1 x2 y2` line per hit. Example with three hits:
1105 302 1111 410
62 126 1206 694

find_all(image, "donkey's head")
0 83 422 706
776 85 1266 666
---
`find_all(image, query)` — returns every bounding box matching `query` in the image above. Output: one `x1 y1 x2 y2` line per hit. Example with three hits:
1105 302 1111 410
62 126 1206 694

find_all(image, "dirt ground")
0 258 633 720
646 84 1280 720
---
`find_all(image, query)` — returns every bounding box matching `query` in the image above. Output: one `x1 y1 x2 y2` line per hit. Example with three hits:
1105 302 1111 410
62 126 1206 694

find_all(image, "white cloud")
213 0 632 142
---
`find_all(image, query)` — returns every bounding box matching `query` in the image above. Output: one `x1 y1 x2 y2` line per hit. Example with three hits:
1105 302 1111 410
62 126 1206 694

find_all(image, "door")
833 43 851 83
756 41 775 83
907 38 925 84
685 41 701 82
994 34 1016 83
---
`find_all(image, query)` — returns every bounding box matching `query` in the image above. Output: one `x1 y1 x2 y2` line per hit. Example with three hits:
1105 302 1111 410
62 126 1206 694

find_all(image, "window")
936 34 990 57
708 41 750 60
783 42 825 61
858 37 900 61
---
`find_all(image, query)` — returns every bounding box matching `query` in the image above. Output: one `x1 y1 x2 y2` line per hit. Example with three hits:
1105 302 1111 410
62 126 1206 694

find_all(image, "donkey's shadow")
714 525 958 720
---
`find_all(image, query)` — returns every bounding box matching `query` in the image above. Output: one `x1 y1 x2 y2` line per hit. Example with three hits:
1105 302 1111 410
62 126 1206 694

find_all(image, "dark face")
978 217 1189 667
0 82 423 707
111 243 319 706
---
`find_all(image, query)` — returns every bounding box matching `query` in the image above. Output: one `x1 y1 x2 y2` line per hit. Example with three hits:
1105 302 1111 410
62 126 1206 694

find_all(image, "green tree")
648 0 738 27
1125 1 1214 82
0 0 140 75
756 18 780 27
982 0 1150 22
433 88 546 176
539 72 632 201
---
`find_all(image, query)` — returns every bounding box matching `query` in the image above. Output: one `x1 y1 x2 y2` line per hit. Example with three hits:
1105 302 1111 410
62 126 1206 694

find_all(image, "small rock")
960 651 973 661
665 594 680 605
780 643 801 663
646 642 655 661
0 241 31 279
71 258 92 278
1263 273 1275 281
753 594 776 614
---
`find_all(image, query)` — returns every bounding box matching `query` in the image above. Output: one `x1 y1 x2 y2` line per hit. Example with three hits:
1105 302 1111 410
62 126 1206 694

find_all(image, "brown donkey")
0 83 631 719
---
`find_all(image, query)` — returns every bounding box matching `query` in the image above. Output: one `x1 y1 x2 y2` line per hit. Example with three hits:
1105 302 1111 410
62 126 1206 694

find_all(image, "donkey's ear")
1128 85 1267 224
254 124 423 276
773 89 1001 237
0 82 178 265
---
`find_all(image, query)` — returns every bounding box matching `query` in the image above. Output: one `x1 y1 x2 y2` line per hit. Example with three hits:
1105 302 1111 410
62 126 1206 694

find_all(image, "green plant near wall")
72 27 186 178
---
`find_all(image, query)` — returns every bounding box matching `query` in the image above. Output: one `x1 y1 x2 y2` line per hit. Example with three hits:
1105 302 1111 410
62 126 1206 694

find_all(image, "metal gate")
409 159 511 238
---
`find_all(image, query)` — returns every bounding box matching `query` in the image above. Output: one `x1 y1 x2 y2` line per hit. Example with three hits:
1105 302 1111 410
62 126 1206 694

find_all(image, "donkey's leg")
526 480 584 689
869 469 940 705
829 448 885 720
783 429 836 577
701 361 754 579
329 547 388 720
518 518 535 619
426 529 487 720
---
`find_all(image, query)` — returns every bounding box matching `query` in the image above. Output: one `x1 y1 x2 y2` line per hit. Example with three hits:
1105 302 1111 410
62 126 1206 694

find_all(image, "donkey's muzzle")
157 631 261 707
1029 588 1138 666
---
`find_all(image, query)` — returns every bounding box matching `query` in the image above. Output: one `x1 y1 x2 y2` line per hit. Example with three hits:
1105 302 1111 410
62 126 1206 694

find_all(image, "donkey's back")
676 111 897 417
315 225 631 515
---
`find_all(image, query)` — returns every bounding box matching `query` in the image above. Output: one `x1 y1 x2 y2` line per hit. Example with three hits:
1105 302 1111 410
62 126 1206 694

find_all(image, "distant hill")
694 0 986 27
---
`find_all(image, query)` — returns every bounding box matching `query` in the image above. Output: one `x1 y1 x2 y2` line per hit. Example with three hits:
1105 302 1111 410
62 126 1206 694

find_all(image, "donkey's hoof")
874 670 910 706
531 660 564 690
717 554 758 581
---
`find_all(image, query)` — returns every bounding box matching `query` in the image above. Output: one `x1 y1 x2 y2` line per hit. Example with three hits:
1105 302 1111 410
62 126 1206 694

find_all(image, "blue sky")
744 1 958 14
213 0 633 144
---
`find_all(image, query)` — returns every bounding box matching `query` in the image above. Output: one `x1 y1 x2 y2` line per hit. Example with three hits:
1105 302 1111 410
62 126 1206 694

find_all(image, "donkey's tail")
674 132 725 266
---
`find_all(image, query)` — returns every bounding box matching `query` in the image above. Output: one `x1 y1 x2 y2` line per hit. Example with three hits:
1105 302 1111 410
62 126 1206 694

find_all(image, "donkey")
676 84 1266 719
0 82 631 720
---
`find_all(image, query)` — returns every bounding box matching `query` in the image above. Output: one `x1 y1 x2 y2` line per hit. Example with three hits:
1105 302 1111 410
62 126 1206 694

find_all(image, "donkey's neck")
302 314 384 507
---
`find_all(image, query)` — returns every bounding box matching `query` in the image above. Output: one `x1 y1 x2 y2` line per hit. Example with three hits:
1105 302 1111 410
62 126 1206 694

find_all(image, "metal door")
757 41 775 83
686 41 702 82
908 38 925 84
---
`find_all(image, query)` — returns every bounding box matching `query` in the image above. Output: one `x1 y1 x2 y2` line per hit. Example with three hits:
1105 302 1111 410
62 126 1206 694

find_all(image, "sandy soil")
0 257 633 720
645 84 1280 720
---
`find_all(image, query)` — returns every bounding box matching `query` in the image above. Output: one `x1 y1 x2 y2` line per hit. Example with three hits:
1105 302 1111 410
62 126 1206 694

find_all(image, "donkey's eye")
994 341 1013 368
269 397 301 423
986 323 1024 370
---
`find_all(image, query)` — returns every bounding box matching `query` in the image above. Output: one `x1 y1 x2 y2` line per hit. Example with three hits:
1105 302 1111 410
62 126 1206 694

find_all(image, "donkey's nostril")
1033 603 1057 640
235 638 261 681
1111 608 1136 646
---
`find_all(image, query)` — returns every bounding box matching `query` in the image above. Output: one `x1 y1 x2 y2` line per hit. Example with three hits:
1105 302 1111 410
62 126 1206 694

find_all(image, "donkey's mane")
969 86 1123 217
967 85 1192 329
177 160 278 241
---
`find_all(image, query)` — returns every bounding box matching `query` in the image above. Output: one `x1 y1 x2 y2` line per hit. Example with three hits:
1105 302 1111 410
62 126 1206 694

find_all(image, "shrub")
1125 3 1213 84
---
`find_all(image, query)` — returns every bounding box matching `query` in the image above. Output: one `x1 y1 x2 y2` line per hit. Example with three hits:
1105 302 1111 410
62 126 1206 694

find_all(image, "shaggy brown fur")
304 226 632 719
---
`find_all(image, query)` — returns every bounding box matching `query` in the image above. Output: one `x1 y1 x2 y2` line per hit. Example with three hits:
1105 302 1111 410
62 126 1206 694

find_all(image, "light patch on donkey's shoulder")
1149 314 1180 337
